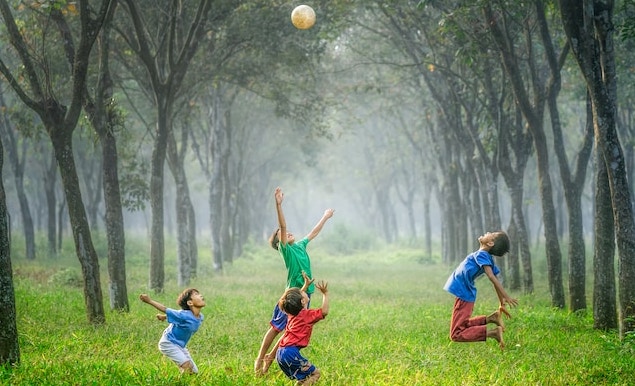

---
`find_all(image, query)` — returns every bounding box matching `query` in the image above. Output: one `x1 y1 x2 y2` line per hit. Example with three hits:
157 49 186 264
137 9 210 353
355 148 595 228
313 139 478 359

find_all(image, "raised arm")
139 294 167 313
274 187 288 245
484 266 518 317
306 209 335 241
315 280 329 317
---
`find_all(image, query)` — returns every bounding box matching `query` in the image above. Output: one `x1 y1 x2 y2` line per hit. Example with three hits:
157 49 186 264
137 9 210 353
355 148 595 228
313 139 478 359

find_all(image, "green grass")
2 240 634 385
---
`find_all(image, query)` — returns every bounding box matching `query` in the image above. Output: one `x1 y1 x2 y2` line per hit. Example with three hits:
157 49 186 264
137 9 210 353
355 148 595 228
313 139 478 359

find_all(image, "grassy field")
2 237 634 385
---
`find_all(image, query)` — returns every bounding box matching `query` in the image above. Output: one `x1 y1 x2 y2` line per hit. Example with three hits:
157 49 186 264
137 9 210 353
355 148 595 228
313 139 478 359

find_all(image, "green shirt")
279 237 314 294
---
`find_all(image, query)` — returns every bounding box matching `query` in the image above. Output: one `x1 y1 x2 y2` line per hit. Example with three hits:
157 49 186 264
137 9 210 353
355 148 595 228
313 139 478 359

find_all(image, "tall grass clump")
3 239 634 385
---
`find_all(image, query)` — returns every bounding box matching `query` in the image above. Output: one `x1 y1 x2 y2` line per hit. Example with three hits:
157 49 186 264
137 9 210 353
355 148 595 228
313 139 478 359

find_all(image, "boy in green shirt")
254 187 334 375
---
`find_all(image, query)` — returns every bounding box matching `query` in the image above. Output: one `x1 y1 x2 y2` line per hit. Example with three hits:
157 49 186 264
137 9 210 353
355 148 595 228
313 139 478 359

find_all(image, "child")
275 279 329 385
254 187 334 375
443 231 518 349
139 288 205 374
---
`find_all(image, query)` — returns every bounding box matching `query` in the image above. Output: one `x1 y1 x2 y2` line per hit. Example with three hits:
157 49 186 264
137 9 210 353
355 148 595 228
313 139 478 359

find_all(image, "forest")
1 0 635 379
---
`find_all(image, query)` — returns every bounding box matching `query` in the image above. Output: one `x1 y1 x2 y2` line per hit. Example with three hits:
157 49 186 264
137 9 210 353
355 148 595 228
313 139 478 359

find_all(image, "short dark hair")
269 228 280 250
278 288 304 316
177 288 199 310
489 231 510 256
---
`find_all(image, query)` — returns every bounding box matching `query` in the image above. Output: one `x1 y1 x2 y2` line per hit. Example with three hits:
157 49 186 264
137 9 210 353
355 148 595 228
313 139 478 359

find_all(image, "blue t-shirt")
162 308 204 348
443 250 501 302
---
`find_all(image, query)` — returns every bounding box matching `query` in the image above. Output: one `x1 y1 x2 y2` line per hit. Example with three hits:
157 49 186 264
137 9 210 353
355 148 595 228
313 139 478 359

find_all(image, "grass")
2 239 634 385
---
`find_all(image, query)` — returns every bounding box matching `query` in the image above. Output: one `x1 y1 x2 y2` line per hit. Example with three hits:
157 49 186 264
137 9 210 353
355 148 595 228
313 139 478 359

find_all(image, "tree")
559 0 635 337
0 88 35 260
484 1 565 308
0 129 19 366
0 0 113 324
115 0 213 291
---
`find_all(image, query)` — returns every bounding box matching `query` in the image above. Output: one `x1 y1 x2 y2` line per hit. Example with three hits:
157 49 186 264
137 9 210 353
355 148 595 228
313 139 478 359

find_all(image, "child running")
139 288 205 374
255 187 334 375
443 231 518 349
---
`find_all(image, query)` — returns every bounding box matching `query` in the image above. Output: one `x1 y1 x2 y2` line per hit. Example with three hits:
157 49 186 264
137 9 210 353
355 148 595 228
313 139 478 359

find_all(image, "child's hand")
315 280 328 294
302 271 315 286
324 208 334 219
499 305 512 319
139 294 151 303
156 314 167 322
275 187 284 205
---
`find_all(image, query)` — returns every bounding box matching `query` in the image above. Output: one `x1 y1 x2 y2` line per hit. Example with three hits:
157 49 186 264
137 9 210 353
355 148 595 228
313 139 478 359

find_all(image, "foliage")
4 242 635 385
47 267 81 287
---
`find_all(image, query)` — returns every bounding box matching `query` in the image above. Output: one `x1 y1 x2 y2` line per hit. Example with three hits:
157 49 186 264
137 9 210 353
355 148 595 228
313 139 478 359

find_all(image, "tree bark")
0 138 20 366
559 0 635 337
593 140 618 330
0 92 35 260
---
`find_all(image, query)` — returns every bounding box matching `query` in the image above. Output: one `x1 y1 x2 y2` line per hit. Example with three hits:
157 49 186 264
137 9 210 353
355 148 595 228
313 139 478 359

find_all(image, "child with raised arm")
443 231 518 349
139 288 205 374
254 187 334 375
276 278 329 386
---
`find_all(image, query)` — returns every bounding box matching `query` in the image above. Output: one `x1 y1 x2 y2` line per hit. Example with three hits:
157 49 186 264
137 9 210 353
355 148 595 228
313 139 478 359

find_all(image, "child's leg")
298 368 321 385
487 325 505 349
486 308 505 330
255 327 279 374
450 298 487 342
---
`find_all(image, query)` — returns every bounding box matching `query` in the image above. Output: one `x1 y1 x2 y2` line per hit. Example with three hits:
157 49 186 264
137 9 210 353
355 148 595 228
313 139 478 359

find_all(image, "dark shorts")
276 346 316 381
269 293 312 332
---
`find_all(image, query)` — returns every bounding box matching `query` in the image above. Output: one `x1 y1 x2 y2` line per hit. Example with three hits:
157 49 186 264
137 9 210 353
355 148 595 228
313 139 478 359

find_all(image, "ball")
291 5 316 30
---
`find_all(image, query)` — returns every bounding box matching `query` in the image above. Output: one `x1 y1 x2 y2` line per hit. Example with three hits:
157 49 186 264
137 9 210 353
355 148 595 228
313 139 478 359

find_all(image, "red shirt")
279 308 324 348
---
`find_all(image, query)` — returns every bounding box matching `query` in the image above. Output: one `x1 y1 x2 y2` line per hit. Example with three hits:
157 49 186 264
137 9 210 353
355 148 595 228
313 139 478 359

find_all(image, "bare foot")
491 326 505 350
487 309 505 331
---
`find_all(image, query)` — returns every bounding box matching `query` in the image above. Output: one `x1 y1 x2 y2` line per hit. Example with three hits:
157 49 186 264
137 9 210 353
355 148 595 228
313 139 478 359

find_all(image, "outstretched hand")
315 280 328 294
499 305 512 319
300 270 315 292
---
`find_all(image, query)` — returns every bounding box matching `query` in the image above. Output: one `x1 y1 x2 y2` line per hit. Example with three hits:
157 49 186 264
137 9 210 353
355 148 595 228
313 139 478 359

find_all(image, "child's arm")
300 270 315 293
484 266 518 317
315 280 329 316
139 294 167 313
306 209 335 241
274 187 288 245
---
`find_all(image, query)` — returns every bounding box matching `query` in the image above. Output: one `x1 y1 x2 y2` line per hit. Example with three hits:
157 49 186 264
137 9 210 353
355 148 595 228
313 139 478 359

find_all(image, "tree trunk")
149 109 169 292
0 139 20 366
559 0 635 338
593 143 618 330
0 93 35 260
485 2 565 308
51 129 105 324
43 150 57 256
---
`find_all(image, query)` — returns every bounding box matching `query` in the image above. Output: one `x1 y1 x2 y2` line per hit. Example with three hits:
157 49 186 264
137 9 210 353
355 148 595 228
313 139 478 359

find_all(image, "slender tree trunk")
0 139 20 366
51 128 105 324
149 110 169 292
43 151 57 256
0 94 35 260
593 143 618 330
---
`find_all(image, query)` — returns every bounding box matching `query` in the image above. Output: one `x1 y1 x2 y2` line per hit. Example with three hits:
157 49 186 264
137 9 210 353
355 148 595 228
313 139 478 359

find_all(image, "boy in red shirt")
275 279 329 385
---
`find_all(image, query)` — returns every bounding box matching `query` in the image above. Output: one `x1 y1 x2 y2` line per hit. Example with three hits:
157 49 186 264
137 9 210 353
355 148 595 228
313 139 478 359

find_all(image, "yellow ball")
291 5 316 30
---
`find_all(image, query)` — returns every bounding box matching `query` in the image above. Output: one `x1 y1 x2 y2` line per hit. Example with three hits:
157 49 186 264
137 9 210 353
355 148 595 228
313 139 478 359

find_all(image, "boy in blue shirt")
140 288 205 374
443 231 518 349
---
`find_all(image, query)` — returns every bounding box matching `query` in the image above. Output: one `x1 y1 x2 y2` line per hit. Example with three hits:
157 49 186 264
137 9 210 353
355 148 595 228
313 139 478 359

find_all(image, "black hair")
177 288 199 310
489 231 510 257
269 228 280 250
278 288 304 316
